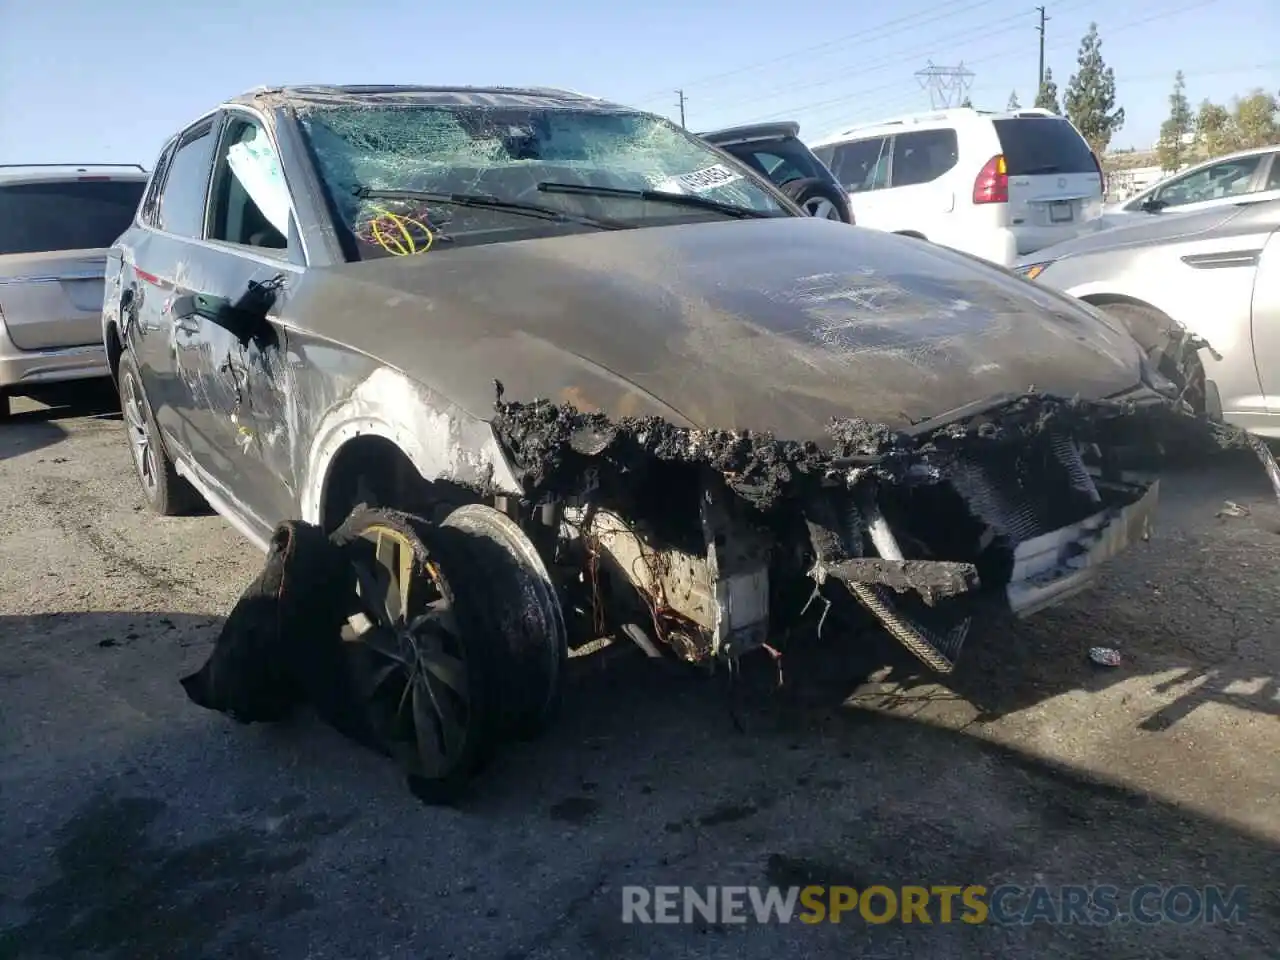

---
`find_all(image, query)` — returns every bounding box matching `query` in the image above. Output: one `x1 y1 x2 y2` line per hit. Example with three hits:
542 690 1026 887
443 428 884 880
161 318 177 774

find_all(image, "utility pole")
675 89 687 128
1036 5 1050 91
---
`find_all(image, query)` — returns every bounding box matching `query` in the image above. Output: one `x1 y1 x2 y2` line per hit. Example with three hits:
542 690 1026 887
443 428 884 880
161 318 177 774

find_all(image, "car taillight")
973 154 1008 204
1091 151 1106 193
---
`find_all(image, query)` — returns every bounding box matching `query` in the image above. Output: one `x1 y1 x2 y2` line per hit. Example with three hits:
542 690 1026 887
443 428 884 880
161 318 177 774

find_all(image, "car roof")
223 84 628 113
699 121 801 145
1173 144 1280 169
810 106 1061 147
0 163 148 185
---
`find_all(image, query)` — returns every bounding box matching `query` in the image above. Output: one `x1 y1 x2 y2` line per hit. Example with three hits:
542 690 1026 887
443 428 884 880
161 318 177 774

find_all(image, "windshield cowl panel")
296 102 792 260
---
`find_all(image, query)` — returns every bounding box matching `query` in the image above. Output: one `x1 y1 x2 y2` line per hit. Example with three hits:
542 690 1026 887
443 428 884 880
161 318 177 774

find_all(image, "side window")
1154 155 1264 207
750 151 806 185
827 137 890 193
140 141 174 227
156 123 217 237
1265 154 1280 192
890 129 959 187
208 116 290 251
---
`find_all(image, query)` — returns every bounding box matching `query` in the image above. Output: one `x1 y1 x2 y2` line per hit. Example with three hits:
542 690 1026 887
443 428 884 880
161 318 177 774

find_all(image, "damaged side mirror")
171 274 286 345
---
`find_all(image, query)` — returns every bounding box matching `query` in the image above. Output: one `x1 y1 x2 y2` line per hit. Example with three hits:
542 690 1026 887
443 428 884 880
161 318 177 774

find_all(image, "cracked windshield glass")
299 102 790 258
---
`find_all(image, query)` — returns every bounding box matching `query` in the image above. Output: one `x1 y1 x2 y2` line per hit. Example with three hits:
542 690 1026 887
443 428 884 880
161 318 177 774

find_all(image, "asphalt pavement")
0 388 1277 960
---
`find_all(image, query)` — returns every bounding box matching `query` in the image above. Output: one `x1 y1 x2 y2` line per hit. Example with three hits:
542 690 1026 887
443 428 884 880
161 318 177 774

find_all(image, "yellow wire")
365 204 434 257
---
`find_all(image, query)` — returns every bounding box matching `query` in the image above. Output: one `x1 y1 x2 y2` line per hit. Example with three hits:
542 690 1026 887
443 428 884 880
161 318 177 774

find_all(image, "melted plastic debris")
491 387 1256 511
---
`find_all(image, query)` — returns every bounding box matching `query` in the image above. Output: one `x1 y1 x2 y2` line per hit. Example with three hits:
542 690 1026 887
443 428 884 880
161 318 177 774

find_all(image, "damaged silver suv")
103 84 1258 796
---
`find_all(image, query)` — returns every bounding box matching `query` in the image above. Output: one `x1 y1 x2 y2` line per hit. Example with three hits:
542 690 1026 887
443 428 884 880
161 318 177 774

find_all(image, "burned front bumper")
1006 474 1157 618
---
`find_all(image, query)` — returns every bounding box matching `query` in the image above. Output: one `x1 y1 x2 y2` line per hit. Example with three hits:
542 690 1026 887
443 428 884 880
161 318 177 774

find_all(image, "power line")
735 0 1227 130
764 58 1275 147
686 0 1100 117
627 0 1009 104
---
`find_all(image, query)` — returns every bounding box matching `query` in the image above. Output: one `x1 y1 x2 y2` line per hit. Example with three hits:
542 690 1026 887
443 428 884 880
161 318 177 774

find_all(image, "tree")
1064 22 1125 155
1008 90 1021 111
1155 71 1192 172
1034 67 1060 114
1194 99 1239 158
1232 89 1280 148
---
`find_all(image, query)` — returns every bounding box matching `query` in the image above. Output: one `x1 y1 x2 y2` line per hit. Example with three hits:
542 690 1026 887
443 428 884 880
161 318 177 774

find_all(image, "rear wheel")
781 178 850 222
116 350 202 515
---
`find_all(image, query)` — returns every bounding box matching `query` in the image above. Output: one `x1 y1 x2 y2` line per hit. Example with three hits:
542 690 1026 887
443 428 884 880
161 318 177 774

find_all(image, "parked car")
1016 198 1280 438
0 164 148 418
1103 145 1280 222
106 84 1217 793
699 122 853 223
808 107 1105 267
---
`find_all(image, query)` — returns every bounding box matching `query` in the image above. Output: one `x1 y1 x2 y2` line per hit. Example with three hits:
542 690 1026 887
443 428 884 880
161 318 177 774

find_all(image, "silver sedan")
1016 199 1280 439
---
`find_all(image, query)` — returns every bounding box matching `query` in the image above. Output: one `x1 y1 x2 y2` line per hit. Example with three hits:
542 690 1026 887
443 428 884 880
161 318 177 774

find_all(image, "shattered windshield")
296 102 791 260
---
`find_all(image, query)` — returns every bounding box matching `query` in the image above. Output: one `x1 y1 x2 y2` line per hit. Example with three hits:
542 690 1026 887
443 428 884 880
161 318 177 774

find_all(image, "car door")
188 108 305 530
882 128 959 235
1130 152 1274 216
127 120 219 457
813 136 892 229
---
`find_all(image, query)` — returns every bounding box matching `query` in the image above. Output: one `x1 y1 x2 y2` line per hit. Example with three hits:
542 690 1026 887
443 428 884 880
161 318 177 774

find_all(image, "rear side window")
156 124 217 238
723 138 827 186
891 129 959 187
814 137 890 192
0 179 145 255
993 117 1098 176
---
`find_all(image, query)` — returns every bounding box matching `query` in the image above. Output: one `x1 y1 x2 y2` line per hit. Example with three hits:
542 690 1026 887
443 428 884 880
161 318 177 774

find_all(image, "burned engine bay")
490 384 1279 674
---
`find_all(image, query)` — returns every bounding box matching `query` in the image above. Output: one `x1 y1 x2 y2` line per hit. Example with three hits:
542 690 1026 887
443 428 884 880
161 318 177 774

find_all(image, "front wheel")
330 503 567 802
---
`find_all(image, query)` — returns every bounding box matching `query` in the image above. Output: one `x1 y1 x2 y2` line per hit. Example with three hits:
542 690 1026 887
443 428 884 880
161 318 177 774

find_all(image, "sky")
1 0 1276 167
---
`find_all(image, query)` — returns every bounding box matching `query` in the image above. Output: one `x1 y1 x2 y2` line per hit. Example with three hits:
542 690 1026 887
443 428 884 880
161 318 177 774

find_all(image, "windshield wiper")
1019 164 1063 174
536 181 773 219
351 187 623 230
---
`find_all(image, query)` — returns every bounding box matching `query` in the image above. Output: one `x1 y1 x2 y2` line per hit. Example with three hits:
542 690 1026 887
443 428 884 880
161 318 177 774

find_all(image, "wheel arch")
301 369 524 531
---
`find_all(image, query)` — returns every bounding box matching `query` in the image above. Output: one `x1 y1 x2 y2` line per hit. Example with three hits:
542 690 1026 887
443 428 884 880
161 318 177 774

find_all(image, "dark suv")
700 122 853 224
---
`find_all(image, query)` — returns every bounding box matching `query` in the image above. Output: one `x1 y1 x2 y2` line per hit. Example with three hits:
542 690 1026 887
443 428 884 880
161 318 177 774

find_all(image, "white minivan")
809 107 1105 267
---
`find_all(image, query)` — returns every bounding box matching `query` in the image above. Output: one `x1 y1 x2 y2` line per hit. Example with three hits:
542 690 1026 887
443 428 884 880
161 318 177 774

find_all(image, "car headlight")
1015 261 1053 281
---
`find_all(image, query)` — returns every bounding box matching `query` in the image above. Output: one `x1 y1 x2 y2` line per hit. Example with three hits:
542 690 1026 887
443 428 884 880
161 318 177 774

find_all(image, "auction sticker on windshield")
654 163 743 194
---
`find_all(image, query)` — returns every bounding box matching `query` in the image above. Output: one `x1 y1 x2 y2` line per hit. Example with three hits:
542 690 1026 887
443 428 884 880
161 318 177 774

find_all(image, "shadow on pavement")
1 382 120 462
1 609 1277 959
0 418 68 462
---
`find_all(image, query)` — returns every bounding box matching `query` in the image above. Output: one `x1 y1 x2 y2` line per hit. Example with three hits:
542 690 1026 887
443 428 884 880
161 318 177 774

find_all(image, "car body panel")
294 217 1145 441
1017 199 1280 437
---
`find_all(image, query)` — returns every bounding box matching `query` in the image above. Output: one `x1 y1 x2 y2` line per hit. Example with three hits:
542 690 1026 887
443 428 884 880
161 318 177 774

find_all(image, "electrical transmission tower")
914 61 975 109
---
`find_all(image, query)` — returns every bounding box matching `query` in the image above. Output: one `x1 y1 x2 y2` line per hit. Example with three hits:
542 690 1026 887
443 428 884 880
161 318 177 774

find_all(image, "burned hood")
301 217 1146 441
